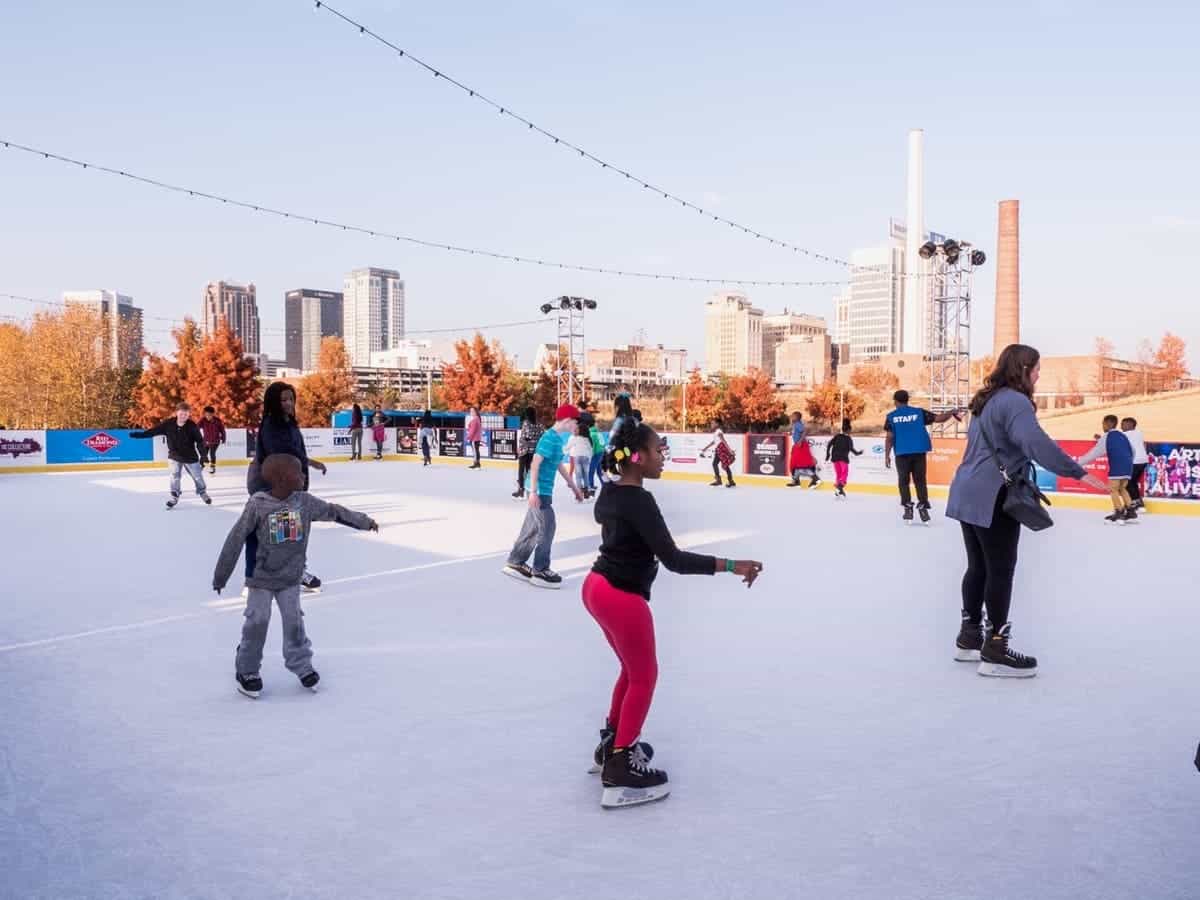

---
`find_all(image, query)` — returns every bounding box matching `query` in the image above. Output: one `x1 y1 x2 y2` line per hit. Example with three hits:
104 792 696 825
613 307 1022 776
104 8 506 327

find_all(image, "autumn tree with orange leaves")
720 369 787 431
667 368 722 430
440 333 519 413
806 380 866 429
1155 332 1189 388
295 337 355 427
849 365 900 400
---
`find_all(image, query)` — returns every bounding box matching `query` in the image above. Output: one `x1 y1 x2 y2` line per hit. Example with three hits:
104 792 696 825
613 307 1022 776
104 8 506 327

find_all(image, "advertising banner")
807 435 893 486
439 427 465 457
159 428 247 462
396 427 419 455
0 430 46 468
1145 442 1200 501
927 438 967 487
46 429 154 465
658 432 727 477
327 428 355 458
490 429 518 460
746 434 788 477
475 431 492 459
1053 440 1111 495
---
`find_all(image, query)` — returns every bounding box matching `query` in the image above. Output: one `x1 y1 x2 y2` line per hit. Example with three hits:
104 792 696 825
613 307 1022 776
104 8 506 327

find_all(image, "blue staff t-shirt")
885 406 936 456
529 427 566 496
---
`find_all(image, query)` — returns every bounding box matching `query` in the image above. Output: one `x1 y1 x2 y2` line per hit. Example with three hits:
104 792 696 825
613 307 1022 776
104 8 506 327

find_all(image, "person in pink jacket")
466 406 484 469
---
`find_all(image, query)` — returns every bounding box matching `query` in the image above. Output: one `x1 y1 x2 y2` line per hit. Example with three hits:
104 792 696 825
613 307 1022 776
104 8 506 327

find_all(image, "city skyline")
2 2 1198 371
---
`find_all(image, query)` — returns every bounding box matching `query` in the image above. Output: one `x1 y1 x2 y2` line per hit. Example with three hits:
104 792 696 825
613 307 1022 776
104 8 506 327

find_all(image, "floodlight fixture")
584 299 598 310
540 303 554 315
943 239 961 264
970 249 986 267
918 241 937 259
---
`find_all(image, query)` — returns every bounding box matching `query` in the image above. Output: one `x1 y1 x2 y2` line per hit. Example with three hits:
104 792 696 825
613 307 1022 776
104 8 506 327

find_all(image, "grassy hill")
1037 388 1200 441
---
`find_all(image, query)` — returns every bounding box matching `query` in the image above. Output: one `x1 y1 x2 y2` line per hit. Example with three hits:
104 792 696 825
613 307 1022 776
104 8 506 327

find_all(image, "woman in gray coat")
946 345 1107 677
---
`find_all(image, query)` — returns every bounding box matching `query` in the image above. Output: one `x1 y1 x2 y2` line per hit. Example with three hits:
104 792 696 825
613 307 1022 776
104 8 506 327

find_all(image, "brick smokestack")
993 199 1020 358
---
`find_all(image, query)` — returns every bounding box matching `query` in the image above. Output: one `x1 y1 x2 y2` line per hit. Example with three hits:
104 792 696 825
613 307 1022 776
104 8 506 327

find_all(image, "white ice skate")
601 783 671 809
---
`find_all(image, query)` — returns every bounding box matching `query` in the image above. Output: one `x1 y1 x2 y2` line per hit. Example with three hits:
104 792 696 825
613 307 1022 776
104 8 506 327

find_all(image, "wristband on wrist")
725 558 735 573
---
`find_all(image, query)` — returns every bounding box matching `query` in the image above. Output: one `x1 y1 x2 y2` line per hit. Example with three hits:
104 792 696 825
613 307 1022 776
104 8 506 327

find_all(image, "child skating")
825 423 862 498
700 418 736 488
567 421 594 500
1078 415 1137 524
199 406 226 474
585 418 762 808
213 454 378 698
372 414 387 460
502 404 584 589
130 402 210 509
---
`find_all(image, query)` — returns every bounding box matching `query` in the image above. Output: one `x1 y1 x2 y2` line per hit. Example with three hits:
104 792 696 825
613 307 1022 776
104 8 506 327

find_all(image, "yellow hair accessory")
614 448 628 461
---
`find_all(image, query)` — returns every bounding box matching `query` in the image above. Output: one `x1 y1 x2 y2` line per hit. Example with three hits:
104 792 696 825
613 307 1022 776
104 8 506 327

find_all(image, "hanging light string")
0 291 553 338
310 1 848 267
1 139 852 289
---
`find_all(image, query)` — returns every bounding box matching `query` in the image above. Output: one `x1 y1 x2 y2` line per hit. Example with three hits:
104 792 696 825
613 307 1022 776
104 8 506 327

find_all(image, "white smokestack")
902 129 926 356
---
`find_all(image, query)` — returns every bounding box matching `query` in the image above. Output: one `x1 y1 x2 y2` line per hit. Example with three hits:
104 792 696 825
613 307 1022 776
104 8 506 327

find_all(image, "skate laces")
626 751 662 777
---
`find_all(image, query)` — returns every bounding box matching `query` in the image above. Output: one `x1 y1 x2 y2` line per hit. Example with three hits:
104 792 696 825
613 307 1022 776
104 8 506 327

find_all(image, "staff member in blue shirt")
884 389 962 523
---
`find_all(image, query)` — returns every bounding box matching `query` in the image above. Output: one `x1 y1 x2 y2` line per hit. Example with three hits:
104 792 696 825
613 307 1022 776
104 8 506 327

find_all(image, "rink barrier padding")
2 428 1199 516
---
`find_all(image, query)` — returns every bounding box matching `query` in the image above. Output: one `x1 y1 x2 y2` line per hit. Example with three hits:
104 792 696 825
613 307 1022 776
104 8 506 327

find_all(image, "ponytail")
602 418 654 477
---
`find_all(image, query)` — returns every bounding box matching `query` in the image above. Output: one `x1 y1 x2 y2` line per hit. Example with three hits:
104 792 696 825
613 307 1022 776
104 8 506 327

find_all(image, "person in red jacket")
199 406 227 474
466 406 484 469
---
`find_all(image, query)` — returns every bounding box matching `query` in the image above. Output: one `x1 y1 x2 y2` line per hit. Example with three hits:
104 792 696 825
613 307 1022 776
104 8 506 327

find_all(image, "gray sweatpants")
235 585 314 677
507 495 556 573
170 460 207 497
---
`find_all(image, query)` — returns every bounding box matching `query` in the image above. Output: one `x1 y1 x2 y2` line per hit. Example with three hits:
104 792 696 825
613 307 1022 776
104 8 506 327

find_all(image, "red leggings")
582 572 658 749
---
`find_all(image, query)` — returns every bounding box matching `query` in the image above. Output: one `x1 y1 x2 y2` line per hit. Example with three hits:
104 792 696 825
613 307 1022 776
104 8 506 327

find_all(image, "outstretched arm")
130 421 168 439
213 504 258 591
305 495 378 531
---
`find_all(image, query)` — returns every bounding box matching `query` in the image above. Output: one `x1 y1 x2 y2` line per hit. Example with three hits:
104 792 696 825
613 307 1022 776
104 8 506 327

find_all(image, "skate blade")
301 586 322 594
500 566 531 583
601 785 670 809
237 686 260 699
528 579 562 591
954 648 982 662
587 762 602 774
977 662 1037 678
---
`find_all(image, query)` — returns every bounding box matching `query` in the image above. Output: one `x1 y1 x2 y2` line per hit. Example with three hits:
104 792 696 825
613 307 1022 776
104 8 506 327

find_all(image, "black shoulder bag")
977 414 1054 532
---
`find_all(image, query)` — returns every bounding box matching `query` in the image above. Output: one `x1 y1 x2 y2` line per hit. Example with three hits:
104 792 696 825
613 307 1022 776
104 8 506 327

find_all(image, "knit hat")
555 404 581 422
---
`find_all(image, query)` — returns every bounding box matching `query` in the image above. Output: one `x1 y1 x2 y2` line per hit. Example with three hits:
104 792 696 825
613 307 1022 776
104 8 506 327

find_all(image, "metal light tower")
539 296 596 406
920 239 985 438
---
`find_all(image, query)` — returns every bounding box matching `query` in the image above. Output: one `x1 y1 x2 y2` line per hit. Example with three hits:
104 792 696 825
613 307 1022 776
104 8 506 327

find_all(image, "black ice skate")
601 747 670 809
978 623 1038 678
512 488 526 499
236 672 263 699
918 504 931 524
165 494 180 510
710 479 723 487
201 493 212 506
529 569 563 590
1123 508 1139 525
902 503 915 523
808 476 821 490
835 486 847 499
502 562 532 583
589 722 655 774
300 572 322 593
954 613 985 662
1104 512 1124 525
300 670 320 691
725 479 736 488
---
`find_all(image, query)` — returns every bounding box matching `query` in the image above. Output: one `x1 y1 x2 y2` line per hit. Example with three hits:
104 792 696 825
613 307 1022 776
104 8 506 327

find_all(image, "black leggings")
201 444 219 467
896 454 929 506
712 456 734 483
960 489 1022 628
1128 463 1146 502
421 436 432 463
517 452 533 489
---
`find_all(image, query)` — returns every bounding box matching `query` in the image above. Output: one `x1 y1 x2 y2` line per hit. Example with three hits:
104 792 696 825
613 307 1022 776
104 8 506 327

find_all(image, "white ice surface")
1 462 1197 900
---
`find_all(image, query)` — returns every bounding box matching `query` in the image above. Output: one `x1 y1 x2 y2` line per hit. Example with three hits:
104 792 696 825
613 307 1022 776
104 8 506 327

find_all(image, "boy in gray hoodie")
213 454 378 698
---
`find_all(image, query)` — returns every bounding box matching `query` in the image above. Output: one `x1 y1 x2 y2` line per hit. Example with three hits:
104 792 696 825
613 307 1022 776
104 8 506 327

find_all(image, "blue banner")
46 429 155 465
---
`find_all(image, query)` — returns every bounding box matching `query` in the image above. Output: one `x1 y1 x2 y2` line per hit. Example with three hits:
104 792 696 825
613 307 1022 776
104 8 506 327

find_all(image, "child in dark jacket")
214 454 378 698
199 406 227 474
825 424 863 498
130 402 209 509
1078 414 1137 524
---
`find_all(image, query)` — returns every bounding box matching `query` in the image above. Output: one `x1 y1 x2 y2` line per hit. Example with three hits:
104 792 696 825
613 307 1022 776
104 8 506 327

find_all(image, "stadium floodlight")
970 249 986 266
918 241 937 259
584 299 598 310
559 296 572 310
540 303 554 315
942 239 961 264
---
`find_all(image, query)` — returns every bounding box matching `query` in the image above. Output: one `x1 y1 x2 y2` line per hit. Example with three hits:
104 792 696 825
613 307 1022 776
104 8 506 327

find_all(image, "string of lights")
0 292 553 338
0 139 851 289
311 1 848 267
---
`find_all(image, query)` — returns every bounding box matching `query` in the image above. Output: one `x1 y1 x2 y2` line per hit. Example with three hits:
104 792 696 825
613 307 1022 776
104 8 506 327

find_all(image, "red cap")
555 404 581 422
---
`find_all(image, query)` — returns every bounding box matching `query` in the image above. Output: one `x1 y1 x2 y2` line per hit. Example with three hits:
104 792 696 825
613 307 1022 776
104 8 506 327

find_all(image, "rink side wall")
2 428 1198 517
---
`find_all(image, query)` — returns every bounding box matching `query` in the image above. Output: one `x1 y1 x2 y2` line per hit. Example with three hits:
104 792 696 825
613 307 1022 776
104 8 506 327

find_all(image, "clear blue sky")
1 0 1196 369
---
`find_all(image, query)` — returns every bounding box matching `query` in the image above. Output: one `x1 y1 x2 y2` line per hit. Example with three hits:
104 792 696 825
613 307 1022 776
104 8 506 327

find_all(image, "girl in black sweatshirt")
583 418 763 808
825 423 863 498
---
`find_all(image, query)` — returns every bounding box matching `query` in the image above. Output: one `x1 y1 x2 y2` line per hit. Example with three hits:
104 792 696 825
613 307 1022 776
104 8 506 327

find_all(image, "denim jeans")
507 496 556 573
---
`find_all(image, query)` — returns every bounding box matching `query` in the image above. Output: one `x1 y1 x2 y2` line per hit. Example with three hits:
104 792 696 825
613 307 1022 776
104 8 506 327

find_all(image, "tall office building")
342 267 405 366
761 310 827 379
63 289 144 368
285 289 344 372
202 281 260 355
844 245 904 363
703 292 763 376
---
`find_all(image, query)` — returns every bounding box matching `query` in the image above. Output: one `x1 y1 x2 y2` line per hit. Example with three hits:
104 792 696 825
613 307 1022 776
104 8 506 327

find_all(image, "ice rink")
2 460 1198 900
